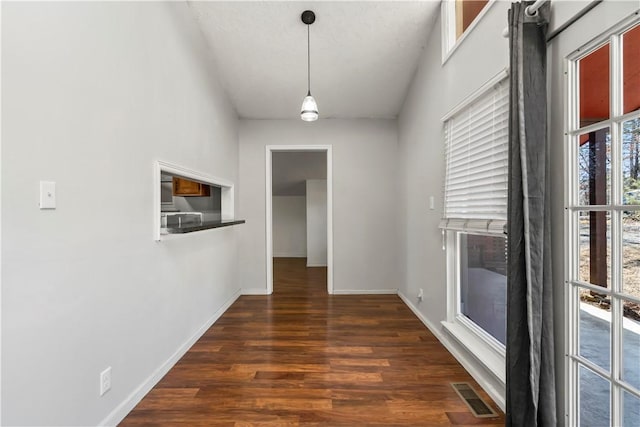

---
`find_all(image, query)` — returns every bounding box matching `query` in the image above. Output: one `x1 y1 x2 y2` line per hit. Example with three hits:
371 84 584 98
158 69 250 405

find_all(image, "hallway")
120 258 503 425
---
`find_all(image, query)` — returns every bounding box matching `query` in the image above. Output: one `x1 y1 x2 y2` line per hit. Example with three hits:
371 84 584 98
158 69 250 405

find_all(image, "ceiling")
188 1 440 120
272 152 327 196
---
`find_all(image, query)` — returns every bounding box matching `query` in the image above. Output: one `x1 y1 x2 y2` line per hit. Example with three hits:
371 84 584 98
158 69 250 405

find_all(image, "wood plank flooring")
120 258 504 426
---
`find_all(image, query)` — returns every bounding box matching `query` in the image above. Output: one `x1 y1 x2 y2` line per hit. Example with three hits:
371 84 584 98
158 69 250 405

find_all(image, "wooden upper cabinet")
172 177 211 197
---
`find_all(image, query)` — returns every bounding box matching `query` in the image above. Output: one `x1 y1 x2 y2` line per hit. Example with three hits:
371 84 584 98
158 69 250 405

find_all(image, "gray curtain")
506 2 556 426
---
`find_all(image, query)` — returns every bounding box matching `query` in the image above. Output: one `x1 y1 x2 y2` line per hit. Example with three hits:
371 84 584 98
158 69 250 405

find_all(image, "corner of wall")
398 292 506 411
396 0 511 414
1 2 242 425
99 290 241 427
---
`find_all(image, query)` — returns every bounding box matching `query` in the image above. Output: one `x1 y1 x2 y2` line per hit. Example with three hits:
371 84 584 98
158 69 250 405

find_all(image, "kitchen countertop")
163 219 245 234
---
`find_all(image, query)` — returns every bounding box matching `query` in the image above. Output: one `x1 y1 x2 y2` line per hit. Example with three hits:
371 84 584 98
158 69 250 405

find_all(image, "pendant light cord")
307 24 311 96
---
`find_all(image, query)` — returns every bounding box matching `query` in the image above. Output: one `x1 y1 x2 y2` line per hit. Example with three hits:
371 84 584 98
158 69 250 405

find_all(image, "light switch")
39 181 56 209
429 196 435 210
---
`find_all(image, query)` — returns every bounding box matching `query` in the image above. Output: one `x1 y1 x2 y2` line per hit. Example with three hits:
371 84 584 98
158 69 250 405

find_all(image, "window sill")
442 318 505 384
161 219 245 235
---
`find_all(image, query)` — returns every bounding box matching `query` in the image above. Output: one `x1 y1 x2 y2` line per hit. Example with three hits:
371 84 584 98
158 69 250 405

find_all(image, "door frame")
265 145 333 294
563 14 640 426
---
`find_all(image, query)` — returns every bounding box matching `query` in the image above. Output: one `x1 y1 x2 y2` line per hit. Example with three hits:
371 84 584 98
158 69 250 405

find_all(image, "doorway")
564 16 640 426
265 145 333 294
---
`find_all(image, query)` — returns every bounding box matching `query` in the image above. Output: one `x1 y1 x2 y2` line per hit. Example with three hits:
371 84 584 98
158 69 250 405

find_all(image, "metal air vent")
451 382 498 418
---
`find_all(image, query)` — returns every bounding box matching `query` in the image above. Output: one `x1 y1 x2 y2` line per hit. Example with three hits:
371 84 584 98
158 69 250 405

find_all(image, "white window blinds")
440 75 509 234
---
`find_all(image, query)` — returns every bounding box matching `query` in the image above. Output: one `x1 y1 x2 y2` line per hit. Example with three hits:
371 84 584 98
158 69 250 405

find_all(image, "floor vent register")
450 382 498 418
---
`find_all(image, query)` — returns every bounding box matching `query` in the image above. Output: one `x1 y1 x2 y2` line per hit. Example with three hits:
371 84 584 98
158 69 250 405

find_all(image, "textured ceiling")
188 1 440 120
272 152 327 196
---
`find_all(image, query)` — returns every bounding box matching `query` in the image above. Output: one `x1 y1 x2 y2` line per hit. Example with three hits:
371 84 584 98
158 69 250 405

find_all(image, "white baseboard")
99 289 242 427
306 263 327 267
332 288 398 295
97 286 504 427
397 291 506 411
241 287 270 295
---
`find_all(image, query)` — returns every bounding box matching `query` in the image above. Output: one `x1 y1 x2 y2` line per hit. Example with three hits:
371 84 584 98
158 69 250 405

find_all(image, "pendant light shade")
301 92 318 121
300 10 318 121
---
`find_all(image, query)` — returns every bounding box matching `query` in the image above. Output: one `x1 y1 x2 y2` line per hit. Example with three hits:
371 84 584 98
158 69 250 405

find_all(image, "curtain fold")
506 2 556 426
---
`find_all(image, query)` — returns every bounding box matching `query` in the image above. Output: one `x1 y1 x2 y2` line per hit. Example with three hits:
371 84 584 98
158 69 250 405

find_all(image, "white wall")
272 196 306 258
306 180 327 267
238 119 399 294
398 0 640 422
172 187 222 215
397 0 510 409
1 2 239 426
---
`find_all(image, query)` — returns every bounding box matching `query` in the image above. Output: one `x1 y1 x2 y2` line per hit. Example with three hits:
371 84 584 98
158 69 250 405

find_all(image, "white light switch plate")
39 181 56 209
429 196 435 210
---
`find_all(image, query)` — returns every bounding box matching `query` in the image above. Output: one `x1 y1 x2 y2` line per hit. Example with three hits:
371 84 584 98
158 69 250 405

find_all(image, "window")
566 18 640 427
441 0 494 63
441 70 509 381
154 161 236 240
456 0 489 38
460 234 507 345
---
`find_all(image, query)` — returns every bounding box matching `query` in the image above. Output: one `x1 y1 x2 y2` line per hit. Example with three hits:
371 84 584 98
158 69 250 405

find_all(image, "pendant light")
300 10 318 121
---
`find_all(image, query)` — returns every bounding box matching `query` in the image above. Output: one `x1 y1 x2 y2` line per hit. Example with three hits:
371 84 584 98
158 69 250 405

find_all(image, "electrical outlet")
100 367 112 396
418 288 424 301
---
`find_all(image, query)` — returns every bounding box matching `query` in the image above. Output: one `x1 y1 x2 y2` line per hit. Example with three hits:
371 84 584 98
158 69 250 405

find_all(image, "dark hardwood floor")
120 258 504 426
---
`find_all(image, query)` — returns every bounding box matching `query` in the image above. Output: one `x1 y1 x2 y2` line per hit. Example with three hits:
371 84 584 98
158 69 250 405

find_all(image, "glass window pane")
623 390 640 426
579 365 610 427
623 24 640 114
623 118 640 205
621 297 640 391
579 43 610 128
623 211 640 298
578 128 611 206
459 234 506 345
579 291 611 372
579 210 611 288
455 1 489 40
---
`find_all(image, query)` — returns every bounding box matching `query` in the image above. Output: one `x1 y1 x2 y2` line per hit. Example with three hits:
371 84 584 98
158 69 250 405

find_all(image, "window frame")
441 0 497 64
564 15 640 427
443 229 507 384
154 160 234 241
440 68 510 388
